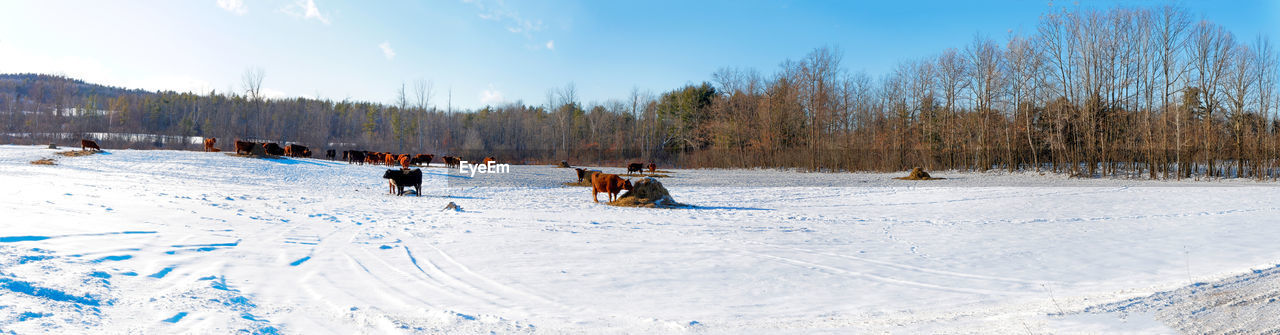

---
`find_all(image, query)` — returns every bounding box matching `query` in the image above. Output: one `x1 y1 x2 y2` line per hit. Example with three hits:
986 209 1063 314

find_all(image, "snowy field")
2 144 1280 334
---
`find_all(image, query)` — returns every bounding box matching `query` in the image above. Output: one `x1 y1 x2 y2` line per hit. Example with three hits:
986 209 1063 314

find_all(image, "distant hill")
0 73 154 105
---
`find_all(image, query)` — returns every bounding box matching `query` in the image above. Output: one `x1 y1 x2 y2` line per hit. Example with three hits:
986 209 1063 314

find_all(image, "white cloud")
216 0 247 15
283 0 330 25
545 40 554 50
379 41 396 60
480 84 504 105
463 0 543 37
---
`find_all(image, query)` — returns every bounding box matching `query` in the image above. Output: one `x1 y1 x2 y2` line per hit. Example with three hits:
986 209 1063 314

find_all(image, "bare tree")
1190 21 1234 177
241 67 265 100
413 78 434 111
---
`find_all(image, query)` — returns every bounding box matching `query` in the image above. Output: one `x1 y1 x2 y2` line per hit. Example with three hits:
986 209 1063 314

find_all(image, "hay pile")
893 167 944 180
55 150 101 157
556 161 571 168
607 177 688 208
30 158 56 165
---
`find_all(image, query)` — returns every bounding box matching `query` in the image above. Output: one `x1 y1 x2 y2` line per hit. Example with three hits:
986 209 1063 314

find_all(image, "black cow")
325 149 336 160
574 168 602 183
626 162 644 174
263 143 285 156
382 169 423 196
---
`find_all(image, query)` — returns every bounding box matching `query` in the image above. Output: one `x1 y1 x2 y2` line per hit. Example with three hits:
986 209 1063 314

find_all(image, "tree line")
1 6 1277 179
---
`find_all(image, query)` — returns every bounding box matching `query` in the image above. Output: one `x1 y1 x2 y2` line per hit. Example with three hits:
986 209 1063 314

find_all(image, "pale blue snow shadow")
688 205 771 211
148 266 175 278
90 255 133 263
0 231 156 243
0 278 103 306
289 256 311 266
18 311 51 321
161 312 188 323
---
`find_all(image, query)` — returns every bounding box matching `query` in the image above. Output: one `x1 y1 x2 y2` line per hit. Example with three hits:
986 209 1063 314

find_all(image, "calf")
575 168 603 183
382 169 423 196
647 163 657 174
203 138 217 152
234 140 255 155
591 173 632 203
80 139 101 151
325 149 336 160
626 162 643 174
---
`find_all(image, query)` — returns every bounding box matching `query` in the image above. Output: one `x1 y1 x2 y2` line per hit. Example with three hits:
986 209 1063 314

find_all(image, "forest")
1 6 1277 179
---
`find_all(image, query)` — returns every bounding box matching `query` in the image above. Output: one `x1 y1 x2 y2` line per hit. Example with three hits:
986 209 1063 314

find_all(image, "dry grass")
622 173 672 178
55 150 102 157
29 158 56 165
606 177 689 208
563 180 593 187
893 167 945 180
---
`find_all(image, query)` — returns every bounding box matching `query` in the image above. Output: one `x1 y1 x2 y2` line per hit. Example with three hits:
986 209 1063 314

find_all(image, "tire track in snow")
403 245 521 310
423 243 578 313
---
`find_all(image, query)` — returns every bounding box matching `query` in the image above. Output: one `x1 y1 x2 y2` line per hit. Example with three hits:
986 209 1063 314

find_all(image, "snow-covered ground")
2 144 1279 334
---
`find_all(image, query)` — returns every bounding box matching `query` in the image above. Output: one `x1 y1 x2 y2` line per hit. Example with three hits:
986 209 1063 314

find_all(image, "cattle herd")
77 137 662 201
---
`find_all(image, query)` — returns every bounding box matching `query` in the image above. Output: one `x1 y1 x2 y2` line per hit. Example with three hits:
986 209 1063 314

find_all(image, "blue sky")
0 0 1275 110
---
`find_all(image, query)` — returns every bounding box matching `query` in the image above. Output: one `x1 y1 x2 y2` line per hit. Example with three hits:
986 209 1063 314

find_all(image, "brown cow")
591 173 632 203
411 154 433 166
383 153 397 166
234 140 255 155
203 138 217 152
80 139 101 151
399 155 410 169
483 157 497 165
647 163 657 174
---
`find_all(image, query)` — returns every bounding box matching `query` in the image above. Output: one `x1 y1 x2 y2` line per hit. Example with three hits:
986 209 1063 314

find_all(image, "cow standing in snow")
592 173 632 203
203 138 218 152
382 169 423 196
80 139 101 151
